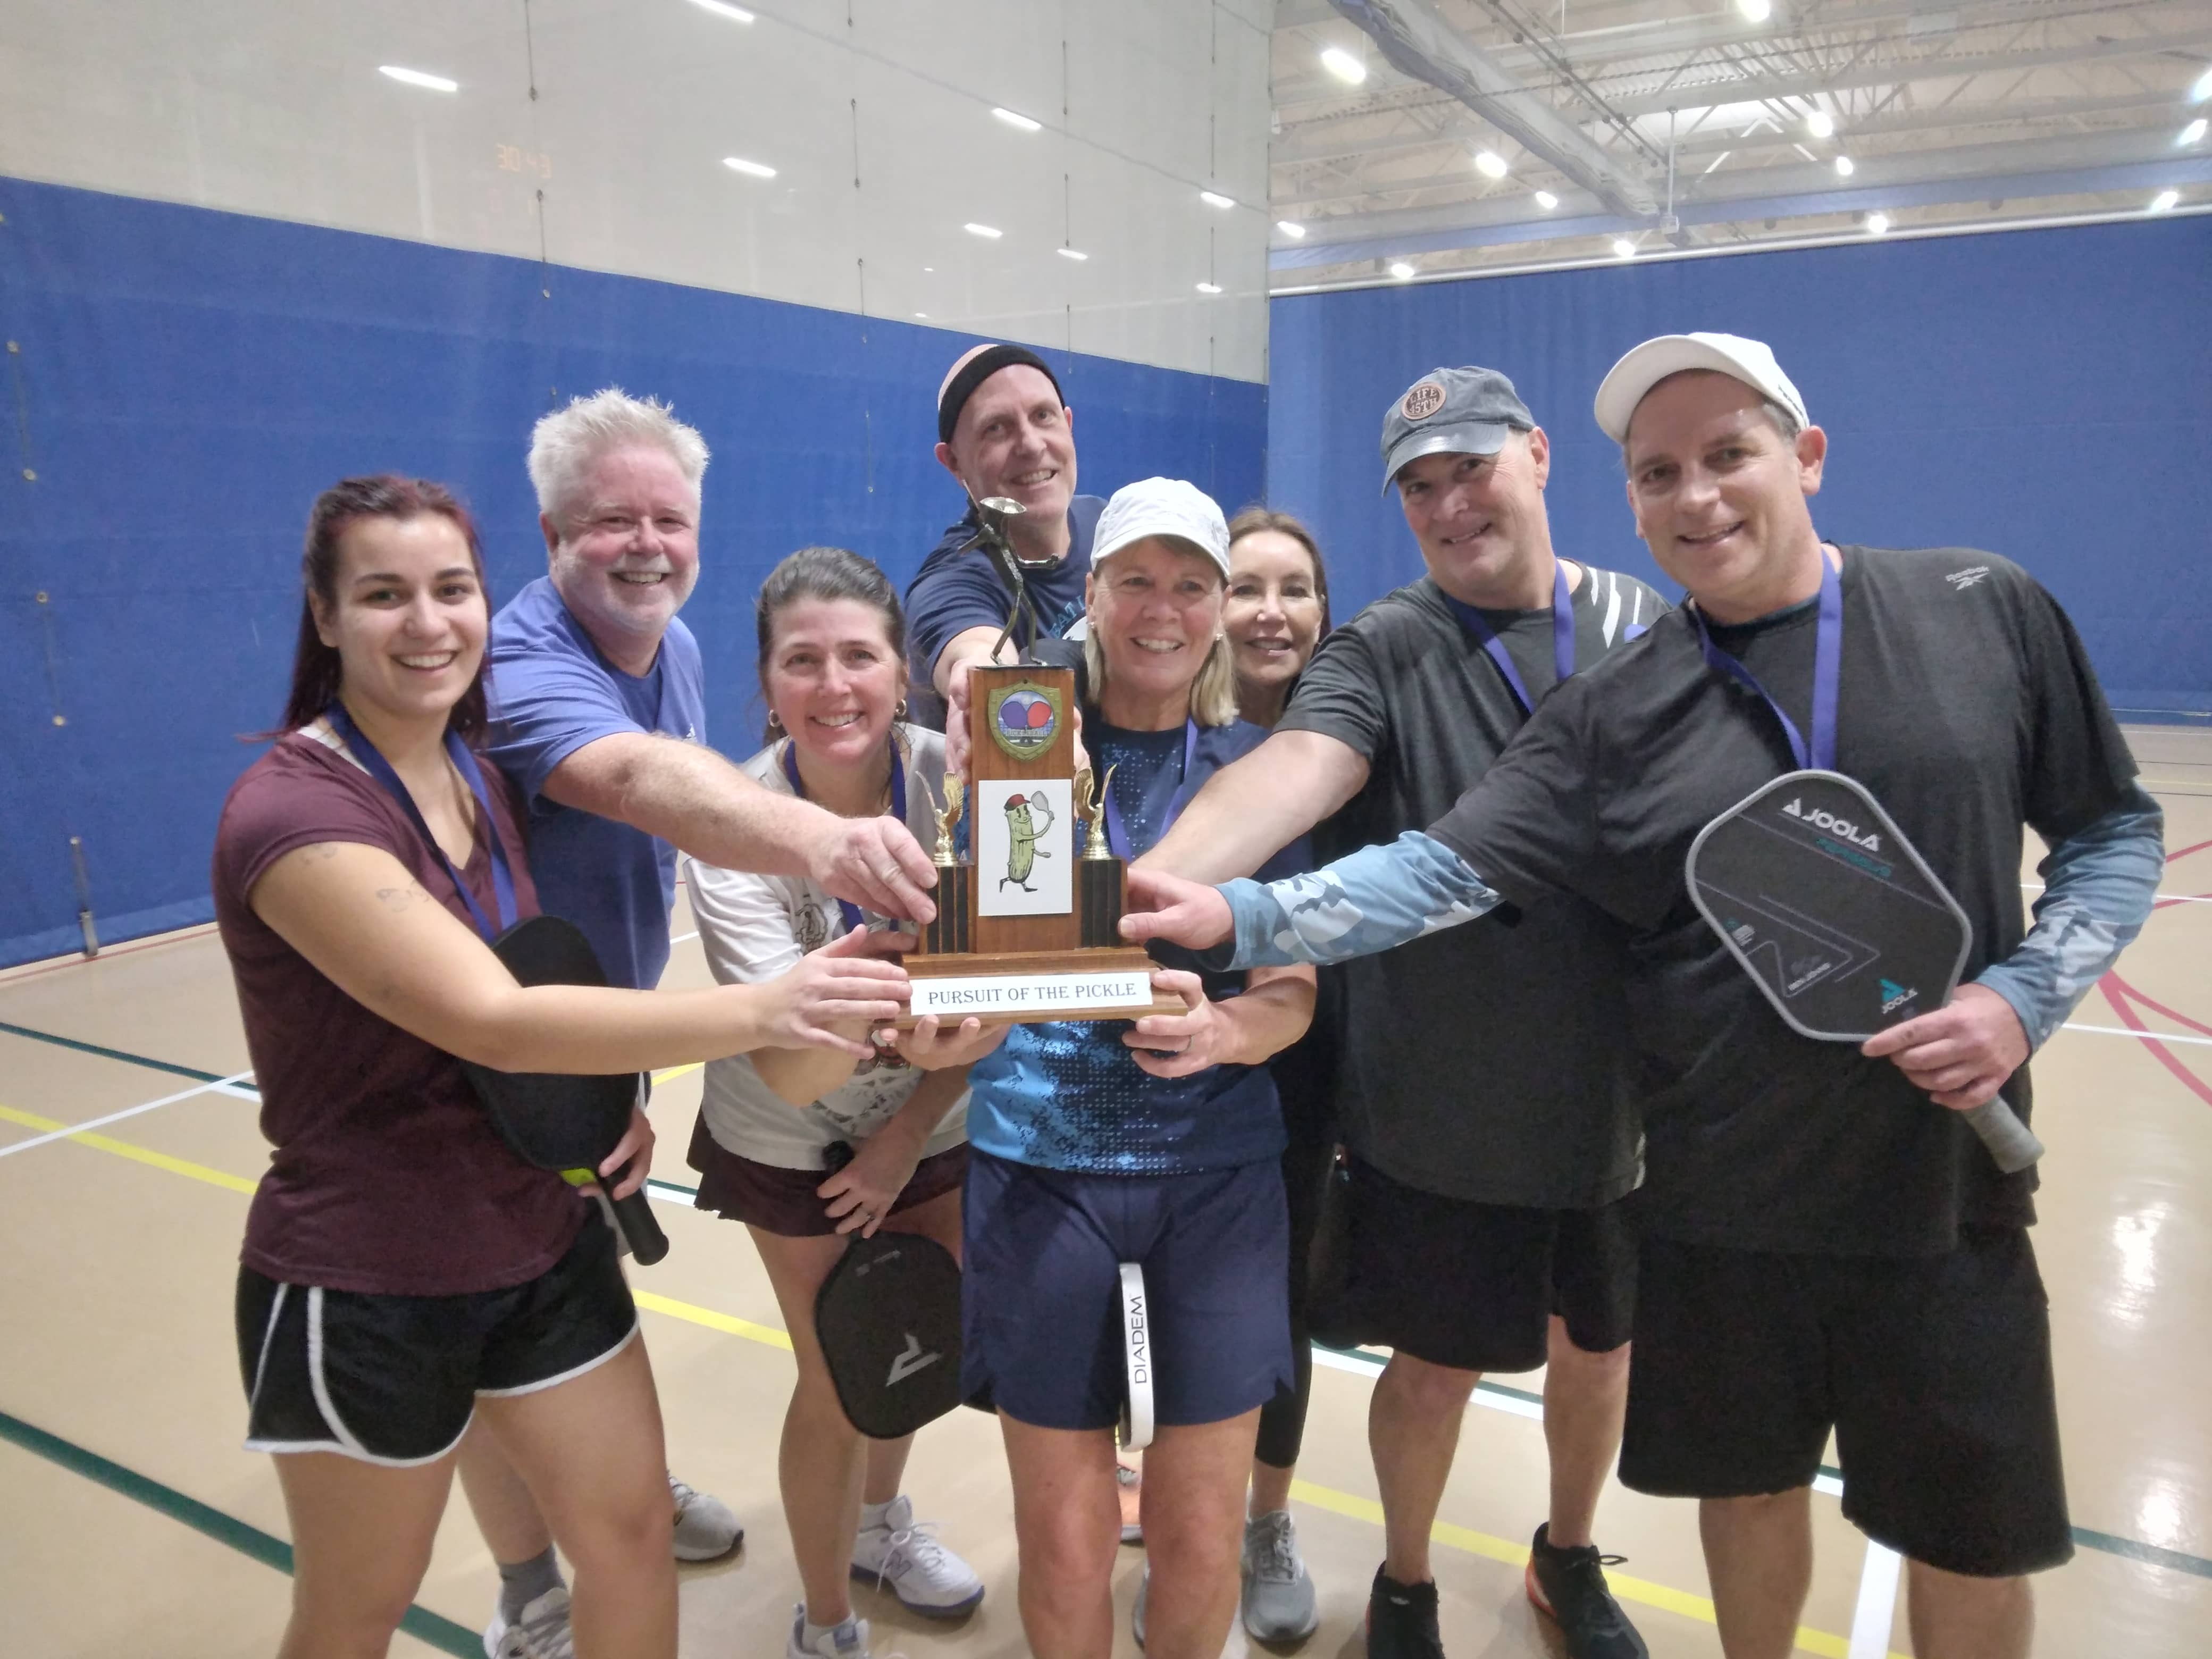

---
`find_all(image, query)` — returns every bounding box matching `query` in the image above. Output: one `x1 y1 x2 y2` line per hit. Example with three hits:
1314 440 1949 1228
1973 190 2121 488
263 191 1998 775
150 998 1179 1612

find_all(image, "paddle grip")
611 1174 671 1266
1960 1099 2044 1174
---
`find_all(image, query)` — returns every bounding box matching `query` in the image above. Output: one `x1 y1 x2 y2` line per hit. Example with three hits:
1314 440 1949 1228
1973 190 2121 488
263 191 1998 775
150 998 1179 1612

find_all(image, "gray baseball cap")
1379 366 1535 493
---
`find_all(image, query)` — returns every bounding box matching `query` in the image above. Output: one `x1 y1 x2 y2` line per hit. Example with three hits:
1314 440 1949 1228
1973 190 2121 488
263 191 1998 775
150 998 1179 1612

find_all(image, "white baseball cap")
1593 332 1810 444
1091 477 1231 579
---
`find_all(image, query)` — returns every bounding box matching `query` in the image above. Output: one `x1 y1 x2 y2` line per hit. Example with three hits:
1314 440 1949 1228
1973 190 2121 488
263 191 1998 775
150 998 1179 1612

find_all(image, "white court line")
1847 1542 1904 1658
2059 1023 2212 1048
0 1070 255 1160
669 931 698 945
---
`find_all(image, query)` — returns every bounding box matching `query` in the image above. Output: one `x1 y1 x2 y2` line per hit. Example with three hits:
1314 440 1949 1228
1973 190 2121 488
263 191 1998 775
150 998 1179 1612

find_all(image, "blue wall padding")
1269 215 2210 719
0 176 1266 967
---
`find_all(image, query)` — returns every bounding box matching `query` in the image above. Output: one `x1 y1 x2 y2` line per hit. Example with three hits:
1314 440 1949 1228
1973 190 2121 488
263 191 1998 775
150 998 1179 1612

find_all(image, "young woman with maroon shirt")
214 476 910 1659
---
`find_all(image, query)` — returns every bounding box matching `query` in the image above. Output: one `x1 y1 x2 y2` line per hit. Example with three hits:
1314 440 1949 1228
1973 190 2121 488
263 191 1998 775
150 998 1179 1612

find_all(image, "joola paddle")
1686 769 2044 1174
459 914 671 1264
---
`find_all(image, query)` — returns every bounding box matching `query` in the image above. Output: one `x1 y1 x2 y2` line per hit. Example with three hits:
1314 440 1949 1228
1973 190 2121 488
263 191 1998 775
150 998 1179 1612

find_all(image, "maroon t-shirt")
213 731 584 1295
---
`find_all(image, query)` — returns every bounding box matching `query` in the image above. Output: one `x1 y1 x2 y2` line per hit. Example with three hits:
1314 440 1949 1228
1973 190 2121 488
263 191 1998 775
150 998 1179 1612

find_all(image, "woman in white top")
682 547 1002 1659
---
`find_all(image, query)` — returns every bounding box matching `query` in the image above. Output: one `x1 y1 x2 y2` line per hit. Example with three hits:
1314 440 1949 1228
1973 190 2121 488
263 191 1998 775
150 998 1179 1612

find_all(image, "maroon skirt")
685 1114 969 1238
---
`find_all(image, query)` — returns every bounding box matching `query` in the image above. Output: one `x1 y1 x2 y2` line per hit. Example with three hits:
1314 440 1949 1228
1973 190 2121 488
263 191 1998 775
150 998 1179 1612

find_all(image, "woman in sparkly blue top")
960 477 1317 1659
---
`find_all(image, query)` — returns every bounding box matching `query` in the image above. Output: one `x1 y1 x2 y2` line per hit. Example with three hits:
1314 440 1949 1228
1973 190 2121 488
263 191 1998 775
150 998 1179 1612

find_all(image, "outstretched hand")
809 813 939 925
892 1011 1012 1070
1119 868 1235 951
761 926 912 1057
1859 983 2030 1110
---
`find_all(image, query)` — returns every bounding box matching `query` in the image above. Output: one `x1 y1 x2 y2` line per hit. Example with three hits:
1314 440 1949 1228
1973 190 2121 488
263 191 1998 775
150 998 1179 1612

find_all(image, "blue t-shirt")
484 576 707 991
963 717 1311 1176
903 496 1105 699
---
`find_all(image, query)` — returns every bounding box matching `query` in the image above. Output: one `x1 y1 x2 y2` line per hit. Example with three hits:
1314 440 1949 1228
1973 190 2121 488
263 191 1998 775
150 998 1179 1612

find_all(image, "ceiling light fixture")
1320 46 1367 85
1612 238 1638 258
2192 65 2212 104
1533 190 1559 210
1806 110 1834 139
1866 212 1890 234
686 0 756 20
1196 281 1223 294
914 311 928 319
1276 220 1306 238
1057 246 1089 261
379 65 458 91
722 156 776 178
1703 150 1732 175
1736 0 1772 21
1200 190 1235 209
964 222 1003 238
1834 155 1856 176
992 107 1042 133
2181 118 2209 147
1474 150 1508 179
2148 189 2180 213
1388 261 1416 279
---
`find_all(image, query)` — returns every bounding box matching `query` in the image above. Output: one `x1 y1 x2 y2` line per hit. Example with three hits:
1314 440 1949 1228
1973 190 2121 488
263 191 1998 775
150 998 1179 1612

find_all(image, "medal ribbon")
1102 719 1200 862
1440 562 1577 716
1688 554 1844 773
781 736 908 932
325 703 517 943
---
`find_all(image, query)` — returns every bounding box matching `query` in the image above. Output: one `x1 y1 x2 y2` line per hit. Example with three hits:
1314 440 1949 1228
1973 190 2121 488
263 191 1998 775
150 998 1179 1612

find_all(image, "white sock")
802 1615 850 1646
859 1496 898 1529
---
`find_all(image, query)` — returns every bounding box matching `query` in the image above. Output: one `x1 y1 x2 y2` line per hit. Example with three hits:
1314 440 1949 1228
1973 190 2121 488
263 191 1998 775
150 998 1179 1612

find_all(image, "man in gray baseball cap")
1135 367 1665 1658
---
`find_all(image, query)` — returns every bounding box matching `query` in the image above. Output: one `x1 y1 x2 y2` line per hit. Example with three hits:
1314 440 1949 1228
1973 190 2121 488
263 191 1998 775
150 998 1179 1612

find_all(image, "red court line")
2100 976 2212 1109
2166 837 2212 865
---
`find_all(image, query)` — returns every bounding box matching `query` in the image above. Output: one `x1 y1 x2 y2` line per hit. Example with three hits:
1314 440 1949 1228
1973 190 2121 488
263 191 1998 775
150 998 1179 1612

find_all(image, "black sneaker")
1365 1566 1444 1659
1524 1524 1649 1659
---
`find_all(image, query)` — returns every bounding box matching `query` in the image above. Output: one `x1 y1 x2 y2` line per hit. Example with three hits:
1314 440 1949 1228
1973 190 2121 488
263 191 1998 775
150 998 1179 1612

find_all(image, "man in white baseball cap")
1120 333 2166 1659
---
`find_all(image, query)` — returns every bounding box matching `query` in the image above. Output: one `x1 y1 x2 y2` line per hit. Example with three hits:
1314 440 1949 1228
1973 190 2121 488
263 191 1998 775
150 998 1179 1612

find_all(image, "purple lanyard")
325 703 517 943
781 737 907 931
1102 719 1200 861
1440 562 1576 716
1689 555 1844 773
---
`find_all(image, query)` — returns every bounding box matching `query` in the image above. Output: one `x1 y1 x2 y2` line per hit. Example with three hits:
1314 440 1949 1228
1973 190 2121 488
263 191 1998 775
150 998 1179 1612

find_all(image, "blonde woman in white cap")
1124 335 2167 1659
958 477 1319 1659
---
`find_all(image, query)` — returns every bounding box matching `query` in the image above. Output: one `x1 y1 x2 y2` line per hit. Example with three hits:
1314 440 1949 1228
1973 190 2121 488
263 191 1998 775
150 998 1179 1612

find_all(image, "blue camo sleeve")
1973 783 2164 1050
1221 830 1505 968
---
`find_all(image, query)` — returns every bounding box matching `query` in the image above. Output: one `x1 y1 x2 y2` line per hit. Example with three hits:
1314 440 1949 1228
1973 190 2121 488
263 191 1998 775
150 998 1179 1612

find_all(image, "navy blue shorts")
962 1149 1293 1431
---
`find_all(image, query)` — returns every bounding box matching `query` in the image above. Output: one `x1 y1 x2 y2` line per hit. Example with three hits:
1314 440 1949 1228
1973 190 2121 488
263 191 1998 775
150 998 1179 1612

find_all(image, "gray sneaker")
1242 1510 1319 1643
484 1586 574 1659
669 1471 743 1561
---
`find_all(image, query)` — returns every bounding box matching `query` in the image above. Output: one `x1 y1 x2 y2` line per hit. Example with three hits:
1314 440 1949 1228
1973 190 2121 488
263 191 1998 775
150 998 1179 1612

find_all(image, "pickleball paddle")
1686 769 2045 1174
458 914 671 1264
815 1231 966 1438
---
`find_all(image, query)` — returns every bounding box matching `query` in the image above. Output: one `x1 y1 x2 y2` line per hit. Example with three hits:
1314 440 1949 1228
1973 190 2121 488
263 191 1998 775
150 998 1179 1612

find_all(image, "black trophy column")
1079 859 1124 948
925 866 973 955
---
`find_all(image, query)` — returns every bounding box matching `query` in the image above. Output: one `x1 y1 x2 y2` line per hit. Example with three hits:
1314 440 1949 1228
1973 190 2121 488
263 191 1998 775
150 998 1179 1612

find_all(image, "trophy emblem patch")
987 681 1061 761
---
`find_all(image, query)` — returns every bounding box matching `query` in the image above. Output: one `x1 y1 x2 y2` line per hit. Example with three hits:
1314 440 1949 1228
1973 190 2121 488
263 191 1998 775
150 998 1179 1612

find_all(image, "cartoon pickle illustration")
1000 789 1055 891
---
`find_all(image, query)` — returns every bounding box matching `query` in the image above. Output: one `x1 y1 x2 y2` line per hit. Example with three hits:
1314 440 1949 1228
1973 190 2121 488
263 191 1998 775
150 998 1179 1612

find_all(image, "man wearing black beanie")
905 343 1107 729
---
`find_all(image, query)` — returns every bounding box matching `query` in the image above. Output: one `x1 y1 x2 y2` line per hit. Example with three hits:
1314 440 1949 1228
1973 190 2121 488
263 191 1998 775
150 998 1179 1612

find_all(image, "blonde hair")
1082 611 1241 727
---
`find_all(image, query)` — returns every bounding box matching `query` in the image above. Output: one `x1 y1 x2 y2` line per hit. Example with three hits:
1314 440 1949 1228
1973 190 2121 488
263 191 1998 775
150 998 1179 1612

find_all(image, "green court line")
0 1406 477 1655
0 1018 251 1091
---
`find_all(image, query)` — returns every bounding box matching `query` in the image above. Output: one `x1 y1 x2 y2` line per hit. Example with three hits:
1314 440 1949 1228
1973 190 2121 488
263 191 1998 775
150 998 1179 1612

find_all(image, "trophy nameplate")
903 662 1182 1027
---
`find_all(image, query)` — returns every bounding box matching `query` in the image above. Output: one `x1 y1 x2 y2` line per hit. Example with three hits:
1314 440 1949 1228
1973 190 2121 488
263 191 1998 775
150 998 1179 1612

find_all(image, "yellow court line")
651 1063 702 1084
0 1098 1893 1659
0 1104 259 1195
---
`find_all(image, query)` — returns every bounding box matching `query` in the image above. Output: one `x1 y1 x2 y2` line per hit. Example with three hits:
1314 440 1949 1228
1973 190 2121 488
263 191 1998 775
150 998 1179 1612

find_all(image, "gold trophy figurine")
1074 764 1117 860
931 773 966 868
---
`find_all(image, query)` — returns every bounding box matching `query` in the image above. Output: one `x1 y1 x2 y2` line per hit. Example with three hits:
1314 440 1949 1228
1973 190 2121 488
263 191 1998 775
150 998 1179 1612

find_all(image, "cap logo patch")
1401 381 1447 421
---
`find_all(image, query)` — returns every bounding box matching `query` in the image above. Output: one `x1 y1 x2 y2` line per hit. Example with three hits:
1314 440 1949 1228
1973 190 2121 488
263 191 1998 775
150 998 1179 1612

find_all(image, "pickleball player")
1120 334 2166 1659
959 478 1317 1659
214 476 912 1659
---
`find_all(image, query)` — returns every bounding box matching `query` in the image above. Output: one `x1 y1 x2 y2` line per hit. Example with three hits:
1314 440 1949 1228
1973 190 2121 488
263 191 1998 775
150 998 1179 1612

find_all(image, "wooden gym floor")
2 726 2207 1656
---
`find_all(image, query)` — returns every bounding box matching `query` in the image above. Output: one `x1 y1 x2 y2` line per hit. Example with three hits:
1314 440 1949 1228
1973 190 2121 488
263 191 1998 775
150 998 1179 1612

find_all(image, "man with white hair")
1121 336 2167 1659
456 388 937 1655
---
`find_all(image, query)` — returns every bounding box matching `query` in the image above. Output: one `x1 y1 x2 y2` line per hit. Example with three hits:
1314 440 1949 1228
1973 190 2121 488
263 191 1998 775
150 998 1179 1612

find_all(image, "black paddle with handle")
459 914 671 1264
1686 769 2045 1174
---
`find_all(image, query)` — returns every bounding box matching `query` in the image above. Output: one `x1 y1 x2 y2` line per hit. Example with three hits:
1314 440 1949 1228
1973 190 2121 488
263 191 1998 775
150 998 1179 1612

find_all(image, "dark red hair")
274 475 492 738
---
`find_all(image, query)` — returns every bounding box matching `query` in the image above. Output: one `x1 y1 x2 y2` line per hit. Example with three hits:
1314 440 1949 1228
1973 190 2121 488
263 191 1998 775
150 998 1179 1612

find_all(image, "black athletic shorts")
1621 1228 2072 1578
1335 1155 1637 1373
237 1218 638 1466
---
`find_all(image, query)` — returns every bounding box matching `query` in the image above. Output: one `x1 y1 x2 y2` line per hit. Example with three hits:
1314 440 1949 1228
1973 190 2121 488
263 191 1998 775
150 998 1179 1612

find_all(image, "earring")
767 709 783 730
894 698 909 719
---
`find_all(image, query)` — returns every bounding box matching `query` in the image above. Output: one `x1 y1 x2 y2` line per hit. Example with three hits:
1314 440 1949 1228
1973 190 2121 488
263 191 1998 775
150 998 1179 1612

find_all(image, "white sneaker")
786 1603 872 1659
484 1586 575 1659
850 1494 985 1617
669 1470 743 1561
1241 1510 1319 1642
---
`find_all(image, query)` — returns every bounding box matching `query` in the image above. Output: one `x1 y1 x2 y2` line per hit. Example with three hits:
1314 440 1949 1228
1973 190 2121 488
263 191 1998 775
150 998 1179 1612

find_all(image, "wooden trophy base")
899 945 1184 1028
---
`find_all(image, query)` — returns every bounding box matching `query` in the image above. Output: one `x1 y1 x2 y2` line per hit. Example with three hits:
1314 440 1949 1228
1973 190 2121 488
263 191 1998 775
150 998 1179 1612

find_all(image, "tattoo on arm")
373 884 427 913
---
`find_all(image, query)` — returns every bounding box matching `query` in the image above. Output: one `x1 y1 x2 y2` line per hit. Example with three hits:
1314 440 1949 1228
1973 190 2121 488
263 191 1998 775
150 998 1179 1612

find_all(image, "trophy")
904 505 1179 1027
